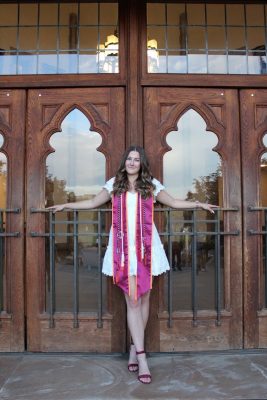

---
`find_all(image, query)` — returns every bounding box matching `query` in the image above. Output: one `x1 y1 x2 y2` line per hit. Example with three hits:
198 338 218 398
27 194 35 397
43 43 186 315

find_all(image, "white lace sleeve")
103 177 115 194
152 178 165 197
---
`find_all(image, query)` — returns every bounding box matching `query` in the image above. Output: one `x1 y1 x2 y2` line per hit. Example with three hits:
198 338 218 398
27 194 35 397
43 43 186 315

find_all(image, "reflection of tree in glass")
182 164 222 258
45 167 69 207
0 160 6 174
186 164 222 205
261 156 267 165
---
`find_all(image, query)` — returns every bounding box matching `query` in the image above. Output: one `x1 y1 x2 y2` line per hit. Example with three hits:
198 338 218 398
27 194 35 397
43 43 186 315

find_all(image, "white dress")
102 177 170 277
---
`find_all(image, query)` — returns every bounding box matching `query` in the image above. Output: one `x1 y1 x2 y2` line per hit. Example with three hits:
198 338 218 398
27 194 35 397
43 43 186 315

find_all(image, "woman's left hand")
197 201 219 214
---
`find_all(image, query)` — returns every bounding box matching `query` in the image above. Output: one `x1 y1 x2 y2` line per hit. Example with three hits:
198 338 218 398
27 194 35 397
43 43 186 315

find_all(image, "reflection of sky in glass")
263 133 267 147
163 109 220 198
0 133 7 173
148 53 266 74
47 109 105 197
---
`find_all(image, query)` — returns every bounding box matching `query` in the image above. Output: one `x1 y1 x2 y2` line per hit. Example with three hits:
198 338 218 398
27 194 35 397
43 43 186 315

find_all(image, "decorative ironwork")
30 206 239 329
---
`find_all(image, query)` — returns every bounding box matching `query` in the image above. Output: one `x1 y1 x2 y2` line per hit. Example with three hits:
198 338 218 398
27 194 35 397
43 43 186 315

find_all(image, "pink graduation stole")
112 192 153 299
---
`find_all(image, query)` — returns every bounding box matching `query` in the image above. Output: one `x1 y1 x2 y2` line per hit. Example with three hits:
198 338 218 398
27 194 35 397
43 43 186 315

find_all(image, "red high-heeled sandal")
136 350 152 384
128 343 138 373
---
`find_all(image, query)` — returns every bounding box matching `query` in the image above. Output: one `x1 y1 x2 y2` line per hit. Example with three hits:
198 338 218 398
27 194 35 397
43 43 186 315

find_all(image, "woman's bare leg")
125 276 151 383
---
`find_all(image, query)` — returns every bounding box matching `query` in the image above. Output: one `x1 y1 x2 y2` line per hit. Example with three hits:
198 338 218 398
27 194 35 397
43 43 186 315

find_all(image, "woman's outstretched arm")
47 188 111 212
156 190 218 214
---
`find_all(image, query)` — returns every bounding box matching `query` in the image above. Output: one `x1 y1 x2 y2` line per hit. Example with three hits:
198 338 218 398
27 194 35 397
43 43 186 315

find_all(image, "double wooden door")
0 87 266 351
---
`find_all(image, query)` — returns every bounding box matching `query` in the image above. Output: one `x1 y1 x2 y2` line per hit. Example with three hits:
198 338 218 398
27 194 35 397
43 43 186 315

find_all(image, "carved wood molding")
40 101 111 161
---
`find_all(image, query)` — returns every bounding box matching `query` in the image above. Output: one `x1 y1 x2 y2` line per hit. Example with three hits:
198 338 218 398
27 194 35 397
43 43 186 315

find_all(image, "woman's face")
125 150 141 176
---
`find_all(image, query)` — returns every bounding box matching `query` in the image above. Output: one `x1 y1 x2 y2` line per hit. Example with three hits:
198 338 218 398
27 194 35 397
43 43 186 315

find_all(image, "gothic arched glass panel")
260 133 267 307
0 133 7 312
163 109 223 311
45 109 107 313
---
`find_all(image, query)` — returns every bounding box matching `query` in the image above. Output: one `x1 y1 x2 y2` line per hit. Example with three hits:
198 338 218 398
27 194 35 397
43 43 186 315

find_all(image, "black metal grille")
0 208 21 312
157 207 239 328
30 206 239 329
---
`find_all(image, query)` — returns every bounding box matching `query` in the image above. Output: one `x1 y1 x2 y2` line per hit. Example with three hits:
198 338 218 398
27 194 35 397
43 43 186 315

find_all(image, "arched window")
45 109 106 313
163 109 223 311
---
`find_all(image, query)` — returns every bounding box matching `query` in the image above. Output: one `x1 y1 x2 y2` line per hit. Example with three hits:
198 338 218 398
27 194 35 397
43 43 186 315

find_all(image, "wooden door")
241 89 267 349
26 88 126 352
0 90 25 351
144 88 243 351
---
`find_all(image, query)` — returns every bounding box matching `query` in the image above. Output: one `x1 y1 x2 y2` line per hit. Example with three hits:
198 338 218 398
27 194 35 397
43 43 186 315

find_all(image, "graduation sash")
112 192 153 299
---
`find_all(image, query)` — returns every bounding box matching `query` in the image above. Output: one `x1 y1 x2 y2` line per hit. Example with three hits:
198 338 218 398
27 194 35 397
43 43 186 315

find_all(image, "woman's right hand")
46 204 66 213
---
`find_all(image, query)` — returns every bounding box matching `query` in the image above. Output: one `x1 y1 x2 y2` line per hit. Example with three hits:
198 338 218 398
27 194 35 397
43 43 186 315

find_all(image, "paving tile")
0 355 23 389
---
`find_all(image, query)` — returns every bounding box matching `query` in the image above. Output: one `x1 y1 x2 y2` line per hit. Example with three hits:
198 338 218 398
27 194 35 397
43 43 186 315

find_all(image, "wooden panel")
0 90 25 351
26 87 126 352
144 87 243 351
240 89 267 348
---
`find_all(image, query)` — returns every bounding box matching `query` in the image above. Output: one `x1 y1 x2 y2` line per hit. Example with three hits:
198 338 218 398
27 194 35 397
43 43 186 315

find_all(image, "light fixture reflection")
98 31 119 73
147 38 159 72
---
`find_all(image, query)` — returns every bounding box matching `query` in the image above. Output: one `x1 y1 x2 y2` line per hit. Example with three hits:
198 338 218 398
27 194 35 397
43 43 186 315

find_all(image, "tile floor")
0 351 267 400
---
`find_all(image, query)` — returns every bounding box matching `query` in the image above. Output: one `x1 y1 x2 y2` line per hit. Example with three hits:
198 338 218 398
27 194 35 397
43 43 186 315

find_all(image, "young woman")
49 145 216 384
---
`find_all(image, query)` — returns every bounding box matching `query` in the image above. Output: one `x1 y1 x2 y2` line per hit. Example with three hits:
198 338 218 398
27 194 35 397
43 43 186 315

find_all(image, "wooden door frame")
25 87 126 352
144 87 243 351
240 89 267 349
0 90 25 351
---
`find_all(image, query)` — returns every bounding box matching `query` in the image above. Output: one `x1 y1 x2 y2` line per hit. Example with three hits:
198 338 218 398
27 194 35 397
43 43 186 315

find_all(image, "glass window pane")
167 4 185 26
0 135 7 209
188 51 207 73
247 28 265 51
0 52 17 75
226 4 245 26
18 53 37 74
38 52 58 74
59 27 78 50
208 52 227 74
0 27 17 51
100 3 118 25
99 52 118 73
163 110 222 311
19 4 38 26
59 3 78 25
58 52 78 74
0 134 7 312
147 44 160 73
228 53 247 74
167 27 184 50
79 51 98 73
147 26 166 49
148 49 166 73
18 27 37 50
99 27 118 48
45 109 106 313
206 4 225 25
248 52 266 75
0 4 18 26
147 3 165 25
39 27 58 51
246 4 264 26
227 27 245 50
79 27 98 50
187 27 206 49
39 4 58 26
80 4 98 25
207 27 226 50
261 136 267 307
168 50 187 73
187 4 205 25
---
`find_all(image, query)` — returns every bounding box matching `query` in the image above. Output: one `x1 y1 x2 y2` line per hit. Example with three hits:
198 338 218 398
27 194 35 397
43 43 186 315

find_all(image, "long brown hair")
112 146 155 199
